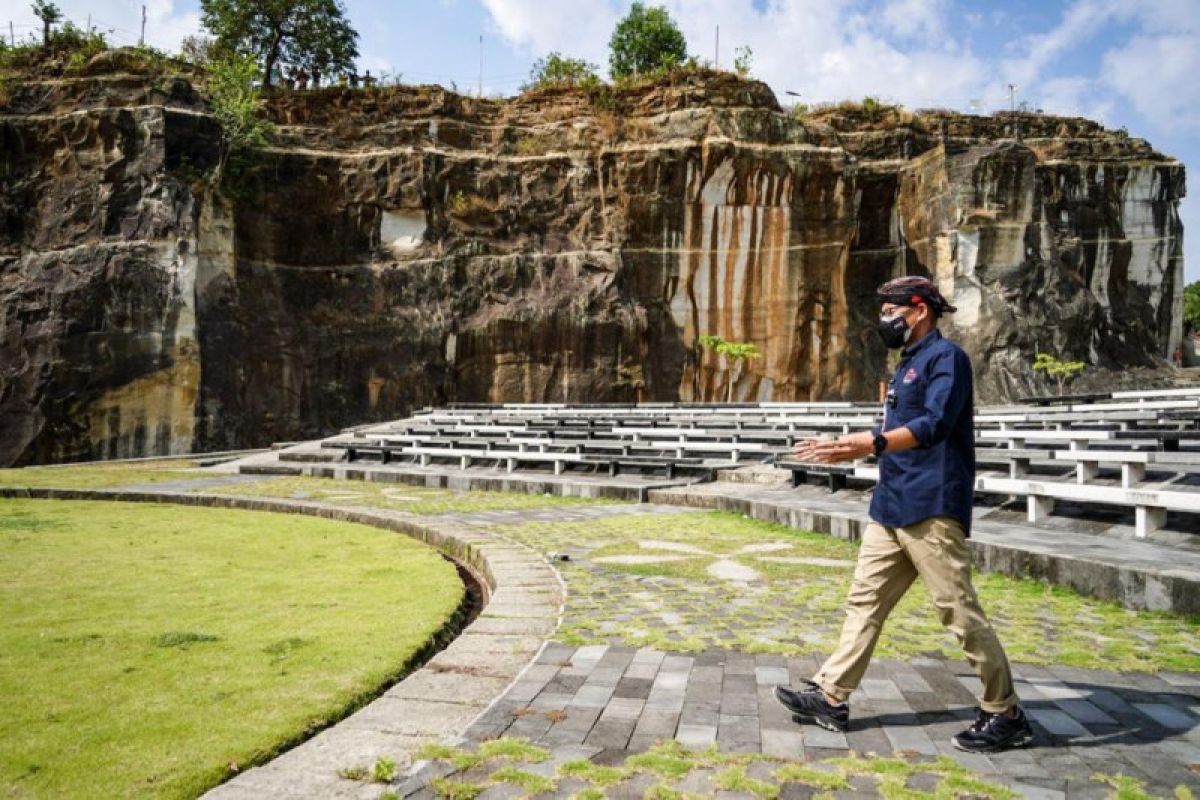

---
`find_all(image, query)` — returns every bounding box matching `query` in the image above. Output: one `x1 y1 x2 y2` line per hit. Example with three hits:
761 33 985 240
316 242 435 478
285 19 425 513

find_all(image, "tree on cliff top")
199 0 358 89
31 1 62 46
609 2 687 79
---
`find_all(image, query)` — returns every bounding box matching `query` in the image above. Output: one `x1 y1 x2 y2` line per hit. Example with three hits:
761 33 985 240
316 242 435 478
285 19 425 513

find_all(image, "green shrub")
522 51 598 92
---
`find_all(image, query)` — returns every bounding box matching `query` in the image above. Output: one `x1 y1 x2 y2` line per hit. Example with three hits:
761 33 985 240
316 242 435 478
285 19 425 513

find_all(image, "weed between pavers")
410 738 1194 800
494 511 1200 673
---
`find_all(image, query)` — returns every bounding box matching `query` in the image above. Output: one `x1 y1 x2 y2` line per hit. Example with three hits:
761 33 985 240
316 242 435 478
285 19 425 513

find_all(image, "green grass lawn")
0 499 465 799
0 460 205 489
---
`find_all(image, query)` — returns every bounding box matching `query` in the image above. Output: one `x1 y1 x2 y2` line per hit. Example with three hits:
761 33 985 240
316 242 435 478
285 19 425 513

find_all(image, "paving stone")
1000 780 1065 800
755 666 791 686
718 714 761 744
613 677 654 699
584 666 626 687
572 683 617 708
761 726 805 758
859 678 905 702
878 716 939 756
1132 703 1199 730
634 709 680 738
529 692 574 712
1054 699 1117 726
385 671 511 706
720 692 758 717
554 704 603 732
537 643 577 664
584 717 636 749
676 723 719 749
601 697 645 721
798 724 848 750
680 704 720 727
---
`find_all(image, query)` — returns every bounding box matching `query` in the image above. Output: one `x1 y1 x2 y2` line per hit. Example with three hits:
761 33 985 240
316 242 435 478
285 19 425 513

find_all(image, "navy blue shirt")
868 329 976 535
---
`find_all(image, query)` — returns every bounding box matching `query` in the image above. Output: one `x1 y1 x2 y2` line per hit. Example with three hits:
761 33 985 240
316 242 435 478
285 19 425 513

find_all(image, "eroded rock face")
0 63 1186 464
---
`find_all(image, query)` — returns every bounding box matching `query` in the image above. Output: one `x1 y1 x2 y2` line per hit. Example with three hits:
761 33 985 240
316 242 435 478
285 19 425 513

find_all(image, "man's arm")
793 350 969 463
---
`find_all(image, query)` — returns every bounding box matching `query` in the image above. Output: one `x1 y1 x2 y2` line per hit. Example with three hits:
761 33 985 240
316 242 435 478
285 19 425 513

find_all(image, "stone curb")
0 487 565 799
646 485 1200 615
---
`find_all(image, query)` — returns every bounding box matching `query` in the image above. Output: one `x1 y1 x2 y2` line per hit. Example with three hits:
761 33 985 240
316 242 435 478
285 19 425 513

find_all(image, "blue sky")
5 0 1197 282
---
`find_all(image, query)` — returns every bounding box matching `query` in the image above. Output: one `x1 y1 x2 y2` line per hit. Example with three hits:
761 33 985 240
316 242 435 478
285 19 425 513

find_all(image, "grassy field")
194 475 627 514
0 460 205 489
0 499 465 799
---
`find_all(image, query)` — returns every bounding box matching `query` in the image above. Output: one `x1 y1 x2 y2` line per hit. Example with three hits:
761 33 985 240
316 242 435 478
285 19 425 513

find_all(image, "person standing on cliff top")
774 275 1034 753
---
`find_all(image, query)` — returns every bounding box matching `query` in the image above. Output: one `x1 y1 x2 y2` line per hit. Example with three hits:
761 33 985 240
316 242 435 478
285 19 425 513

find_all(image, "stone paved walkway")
408 643 1199 798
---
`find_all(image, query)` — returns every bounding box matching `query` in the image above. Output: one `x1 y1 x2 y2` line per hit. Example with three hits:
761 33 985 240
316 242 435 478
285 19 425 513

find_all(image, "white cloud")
0 0 200 51
997 0 1200 134
478 0 981 108
879 0 948 40
479 0 620 68
1103 32 1200 130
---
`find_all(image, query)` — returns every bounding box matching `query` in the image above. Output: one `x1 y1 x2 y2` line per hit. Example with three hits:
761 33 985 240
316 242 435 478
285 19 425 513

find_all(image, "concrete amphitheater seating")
325 388 1200 538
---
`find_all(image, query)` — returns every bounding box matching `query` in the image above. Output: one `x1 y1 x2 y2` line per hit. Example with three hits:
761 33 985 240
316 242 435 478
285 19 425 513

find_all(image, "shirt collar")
902 327 942 358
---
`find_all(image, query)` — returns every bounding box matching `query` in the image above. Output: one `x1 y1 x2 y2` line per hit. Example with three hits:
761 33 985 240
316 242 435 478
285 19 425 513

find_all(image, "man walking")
774 275 1034 753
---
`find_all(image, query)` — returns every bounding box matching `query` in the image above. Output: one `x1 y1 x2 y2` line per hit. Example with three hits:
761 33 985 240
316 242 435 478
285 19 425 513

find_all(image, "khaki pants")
814 516 1018 714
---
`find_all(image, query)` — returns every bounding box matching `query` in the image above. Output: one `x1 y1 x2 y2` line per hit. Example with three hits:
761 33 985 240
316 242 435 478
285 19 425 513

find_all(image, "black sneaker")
774 681 850 732
952 706 1035 752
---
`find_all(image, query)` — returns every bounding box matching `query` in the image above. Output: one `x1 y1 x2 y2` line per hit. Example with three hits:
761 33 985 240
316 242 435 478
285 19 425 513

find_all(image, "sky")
4 0 1198 282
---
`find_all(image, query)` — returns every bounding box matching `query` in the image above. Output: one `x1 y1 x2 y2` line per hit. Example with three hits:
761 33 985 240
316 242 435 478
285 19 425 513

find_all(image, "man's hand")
791 431 875 464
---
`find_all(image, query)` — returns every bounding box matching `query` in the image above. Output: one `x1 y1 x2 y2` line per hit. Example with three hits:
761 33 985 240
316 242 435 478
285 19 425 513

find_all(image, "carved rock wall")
0 66 1186 464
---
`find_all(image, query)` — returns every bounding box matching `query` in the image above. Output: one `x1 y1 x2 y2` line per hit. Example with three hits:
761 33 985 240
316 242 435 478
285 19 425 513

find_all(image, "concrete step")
716 464 792 486
239 463 304 476
278 449 345 464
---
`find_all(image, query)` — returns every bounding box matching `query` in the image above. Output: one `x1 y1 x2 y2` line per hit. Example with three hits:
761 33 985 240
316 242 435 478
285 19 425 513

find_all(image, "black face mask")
877 312 912 349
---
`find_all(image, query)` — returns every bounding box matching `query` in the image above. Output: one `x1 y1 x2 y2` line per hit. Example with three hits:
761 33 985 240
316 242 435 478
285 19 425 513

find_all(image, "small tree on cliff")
1184 281 1200 334
522 52 599 92
31 0 62 46
199 0 358 89
1033 352 1086 396
208 51 272 182
609 2 687 79
698 335 762 402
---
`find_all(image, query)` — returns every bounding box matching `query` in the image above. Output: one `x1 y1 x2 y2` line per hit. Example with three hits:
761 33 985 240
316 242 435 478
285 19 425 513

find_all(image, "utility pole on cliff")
1007 83 1017 113
139 5 146 46
715 25 720 69
478 34 483 98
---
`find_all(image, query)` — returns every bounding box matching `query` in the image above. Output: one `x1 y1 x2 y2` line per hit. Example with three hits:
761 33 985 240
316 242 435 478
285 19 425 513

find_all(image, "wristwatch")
872 433 888 456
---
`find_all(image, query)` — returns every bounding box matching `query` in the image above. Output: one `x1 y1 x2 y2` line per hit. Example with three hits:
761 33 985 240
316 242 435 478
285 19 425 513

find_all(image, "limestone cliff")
0 53 1186 464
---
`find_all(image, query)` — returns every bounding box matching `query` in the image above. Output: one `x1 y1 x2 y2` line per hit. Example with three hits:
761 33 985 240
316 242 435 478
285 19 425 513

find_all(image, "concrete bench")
383 445 713 478
1052 450 1200 486
974 475 1200 537
978 429 1114 450
1111 430 1200 453
974 447 1060 478
1111 387 1200 400
1019 392 1112 406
